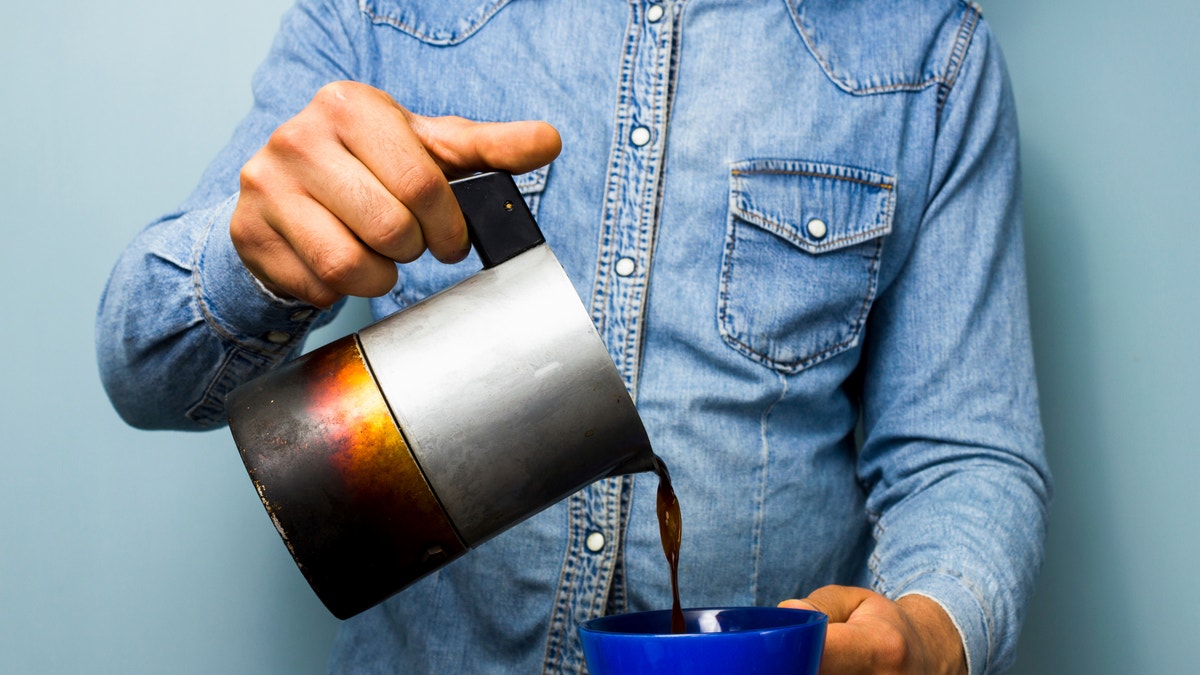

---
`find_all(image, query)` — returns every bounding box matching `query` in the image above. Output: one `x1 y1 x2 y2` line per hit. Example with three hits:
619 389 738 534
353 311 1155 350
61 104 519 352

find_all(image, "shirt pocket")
360 0 514 45
718 159 895 374
392 166 549 307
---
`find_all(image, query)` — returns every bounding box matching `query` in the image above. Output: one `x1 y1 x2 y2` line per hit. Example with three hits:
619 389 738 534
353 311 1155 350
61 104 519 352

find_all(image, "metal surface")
226 172 654 619
226 335 466 619
360 243 653 547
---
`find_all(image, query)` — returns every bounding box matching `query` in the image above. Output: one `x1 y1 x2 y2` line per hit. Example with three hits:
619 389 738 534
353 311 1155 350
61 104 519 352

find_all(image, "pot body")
226 172 653 619
360 241 652 548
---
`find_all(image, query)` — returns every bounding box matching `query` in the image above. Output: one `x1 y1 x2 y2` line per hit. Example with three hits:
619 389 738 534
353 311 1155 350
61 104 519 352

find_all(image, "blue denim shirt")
96 1 1051 673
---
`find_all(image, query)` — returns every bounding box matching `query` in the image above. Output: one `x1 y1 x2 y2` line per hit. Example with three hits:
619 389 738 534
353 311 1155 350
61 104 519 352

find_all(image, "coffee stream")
651 454 686 634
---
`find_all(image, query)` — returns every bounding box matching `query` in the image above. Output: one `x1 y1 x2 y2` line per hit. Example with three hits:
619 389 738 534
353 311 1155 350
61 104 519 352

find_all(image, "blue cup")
578 607 827 675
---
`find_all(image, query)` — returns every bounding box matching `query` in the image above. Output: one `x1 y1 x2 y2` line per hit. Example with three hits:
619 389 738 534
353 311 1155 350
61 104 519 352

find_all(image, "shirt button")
646 3 665 23
806 218 828 240
615 257 636 277
266 331 291 344
630 126 651 147
585 531 606 553
289 309 314 322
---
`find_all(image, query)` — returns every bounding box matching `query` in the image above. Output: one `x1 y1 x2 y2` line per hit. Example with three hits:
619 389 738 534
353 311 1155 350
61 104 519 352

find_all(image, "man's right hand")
230 80 562 308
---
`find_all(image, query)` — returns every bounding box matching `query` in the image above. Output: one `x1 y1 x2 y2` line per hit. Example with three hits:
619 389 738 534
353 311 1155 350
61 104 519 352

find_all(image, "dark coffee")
651 454 686 634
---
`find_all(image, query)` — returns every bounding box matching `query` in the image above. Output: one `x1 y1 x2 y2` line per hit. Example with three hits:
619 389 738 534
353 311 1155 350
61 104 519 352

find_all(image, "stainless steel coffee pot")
225 172 654 619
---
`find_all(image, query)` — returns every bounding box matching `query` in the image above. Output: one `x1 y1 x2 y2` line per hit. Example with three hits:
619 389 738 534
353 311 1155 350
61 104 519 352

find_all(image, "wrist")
896 594 968 675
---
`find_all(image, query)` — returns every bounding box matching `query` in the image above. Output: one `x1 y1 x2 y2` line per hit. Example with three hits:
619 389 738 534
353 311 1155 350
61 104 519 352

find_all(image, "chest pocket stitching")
783 0 980 97
731 167 894 254
358 0 513 46
719 160 895 374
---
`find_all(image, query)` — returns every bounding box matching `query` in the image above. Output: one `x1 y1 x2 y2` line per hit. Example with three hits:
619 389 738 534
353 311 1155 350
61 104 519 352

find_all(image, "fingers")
410 114 563 178
778 587 874 674
231 187 398 308
780 588 965 674
318 84 470 263
779 586 910 675
322 83 561 263
229 81 561 306
787 584 876 623
820 622 890 675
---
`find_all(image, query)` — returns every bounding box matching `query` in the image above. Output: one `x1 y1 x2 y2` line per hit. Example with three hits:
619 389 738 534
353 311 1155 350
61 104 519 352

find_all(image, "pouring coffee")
226 171 656 619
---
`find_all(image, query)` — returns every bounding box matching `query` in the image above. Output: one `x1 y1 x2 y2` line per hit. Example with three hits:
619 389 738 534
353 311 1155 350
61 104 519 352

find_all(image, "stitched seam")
587 480 620 620
357 0 511 45
732 168 893 191
605 475 635 616
938 2 981 116
787 0 946 95
735 213 890 254
185 347 269 423
750 373 787 603
621 0 686 397
869 518 887 593
541 492 585 673
719 232 884 374
586 5 643 338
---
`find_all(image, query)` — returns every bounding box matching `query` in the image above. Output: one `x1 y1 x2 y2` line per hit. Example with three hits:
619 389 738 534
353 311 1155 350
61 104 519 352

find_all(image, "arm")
782 18 1050 675
851 20 1050 675
95 0 363 430
96 0 558 430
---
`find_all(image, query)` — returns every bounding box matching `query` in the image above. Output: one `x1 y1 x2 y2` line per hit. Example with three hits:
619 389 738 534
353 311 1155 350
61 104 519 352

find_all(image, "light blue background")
1 1 1195 673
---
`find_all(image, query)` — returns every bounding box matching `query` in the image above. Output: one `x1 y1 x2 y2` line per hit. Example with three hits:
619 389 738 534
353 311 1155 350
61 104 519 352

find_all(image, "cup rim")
579 606 828 637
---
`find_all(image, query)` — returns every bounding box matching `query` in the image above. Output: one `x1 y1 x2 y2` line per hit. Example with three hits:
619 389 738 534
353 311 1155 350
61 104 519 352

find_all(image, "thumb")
407 113 562 178
778 598 819 612
781 585 875 623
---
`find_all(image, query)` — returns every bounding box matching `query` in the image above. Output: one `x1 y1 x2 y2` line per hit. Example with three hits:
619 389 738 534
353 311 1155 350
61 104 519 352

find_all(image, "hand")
230 80 562 307
779 585 967 675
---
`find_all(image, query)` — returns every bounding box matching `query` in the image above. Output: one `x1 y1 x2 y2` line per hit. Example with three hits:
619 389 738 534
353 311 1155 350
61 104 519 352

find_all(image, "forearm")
96 196 332 430
855 19 1052 672
865 456 1049 674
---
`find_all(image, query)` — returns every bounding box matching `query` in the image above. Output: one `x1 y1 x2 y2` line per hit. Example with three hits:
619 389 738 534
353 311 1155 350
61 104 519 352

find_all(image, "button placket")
544 3 685 672
590 0 679 387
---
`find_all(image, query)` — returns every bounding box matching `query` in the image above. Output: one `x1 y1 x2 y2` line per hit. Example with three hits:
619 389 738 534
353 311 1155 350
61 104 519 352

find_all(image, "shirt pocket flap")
360 0 514 45
729 159 895 255
719 159 896 373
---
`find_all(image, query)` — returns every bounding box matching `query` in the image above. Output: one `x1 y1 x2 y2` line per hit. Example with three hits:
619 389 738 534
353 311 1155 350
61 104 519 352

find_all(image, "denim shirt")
96 1 1051 673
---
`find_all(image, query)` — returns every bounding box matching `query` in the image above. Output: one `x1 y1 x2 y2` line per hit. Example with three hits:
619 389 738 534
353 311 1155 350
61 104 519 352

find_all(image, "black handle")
449 172 545 268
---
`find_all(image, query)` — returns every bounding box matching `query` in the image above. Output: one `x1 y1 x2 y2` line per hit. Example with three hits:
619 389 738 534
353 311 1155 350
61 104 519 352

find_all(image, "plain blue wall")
1 1 1196 673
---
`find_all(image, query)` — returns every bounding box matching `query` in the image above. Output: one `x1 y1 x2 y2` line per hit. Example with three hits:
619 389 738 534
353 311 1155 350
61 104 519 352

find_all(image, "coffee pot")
225 172 654 619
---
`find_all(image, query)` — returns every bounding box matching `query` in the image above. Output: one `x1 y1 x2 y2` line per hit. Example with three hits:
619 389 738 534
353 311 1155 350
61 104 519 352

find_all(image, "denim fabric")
96 1 1051 673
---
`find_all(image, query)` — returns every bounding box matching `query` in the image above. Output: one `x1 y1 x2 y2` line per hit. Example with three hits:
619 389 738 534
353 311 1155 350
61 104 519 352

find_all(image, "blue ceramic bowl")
578 607 827 675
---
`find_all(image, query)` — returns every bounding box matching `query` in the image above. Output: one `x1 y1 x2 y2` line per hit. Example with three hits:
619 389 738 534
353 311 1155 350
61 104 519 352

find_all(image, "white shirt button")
290 309 314 322
615 257 636 277
646 4 665 23
806 218 828 240
630 126 651 147
266 331 291 344
585 531 606 552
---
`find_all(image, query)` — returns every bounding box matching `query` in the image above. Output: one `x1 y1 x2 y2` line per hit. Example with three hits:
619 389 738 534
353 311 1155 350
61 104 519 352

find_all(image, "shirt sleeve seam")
936 2 983 117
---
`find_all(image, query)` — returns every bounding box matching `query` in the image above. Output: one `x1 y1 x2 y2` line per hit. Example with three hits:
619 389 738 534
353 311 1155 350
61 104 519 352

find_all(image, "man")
97 0 1051 672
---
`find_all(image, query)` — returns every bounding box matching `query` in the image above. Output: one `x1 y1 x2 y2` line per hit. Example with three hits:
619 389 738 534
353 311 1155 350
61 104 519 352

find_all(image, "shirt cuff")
193 194 326 355
895 573 989 675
